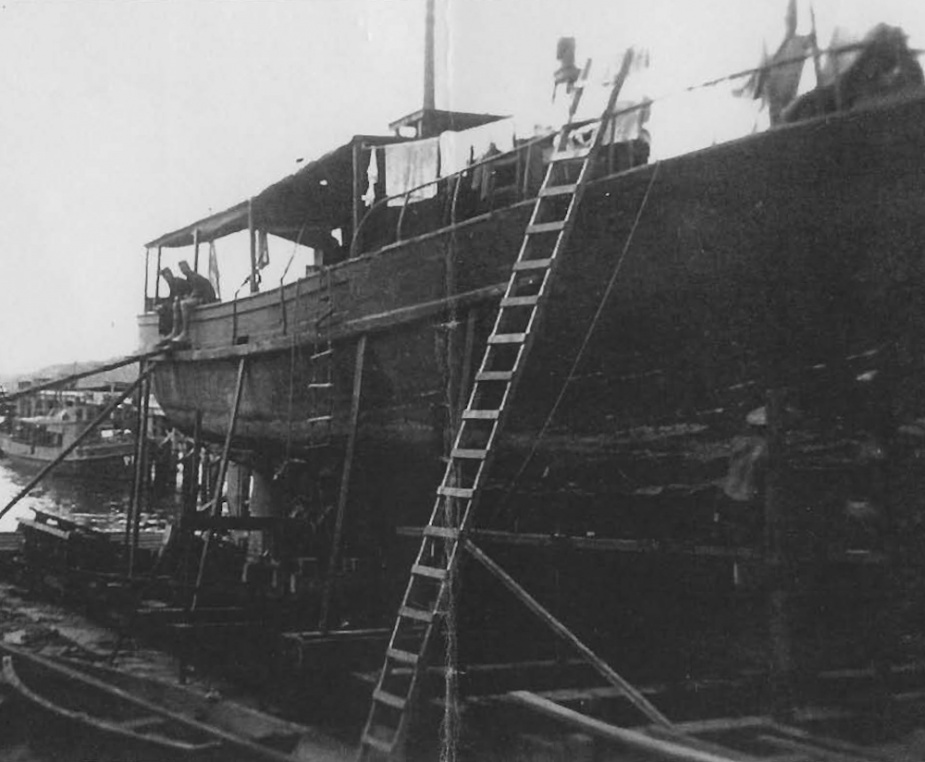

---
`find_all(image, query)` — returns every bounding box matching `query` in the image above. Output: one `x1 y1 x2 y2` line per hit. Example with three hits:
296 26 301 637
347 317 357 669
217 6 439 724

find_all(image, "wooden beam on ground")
464 539 671 727
397 527 763 558
179 515 303 531
506 692 752 762
191 357 247 611
0 368 154 523
768 723 896 762
319 334 367 634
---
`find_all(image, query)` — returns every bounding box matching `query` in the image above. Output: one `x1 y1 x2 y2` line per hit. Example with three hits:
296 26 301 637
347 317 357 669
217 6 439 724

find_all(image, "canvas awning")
146 135 401 250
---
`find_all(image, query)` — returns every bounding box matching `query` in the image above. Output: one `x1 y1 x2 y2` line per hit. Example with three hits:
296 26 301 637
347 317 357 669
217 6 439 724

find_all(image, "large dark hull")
140 94 925 540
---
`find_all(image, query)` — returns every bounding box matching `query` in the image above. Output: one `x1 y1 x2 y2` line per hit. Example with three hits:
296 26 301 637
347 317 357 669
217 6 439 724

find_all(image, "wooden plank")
756 734 867 762
765 390 794 721
465 539 671 727
394 527 763 559
0 348 164 404
128 368 151 578
179 516 302 531
647 726 770 762
319 334 367 633
284 627 390 642
192 357 247 611
768 723 896 762
507 692 757 762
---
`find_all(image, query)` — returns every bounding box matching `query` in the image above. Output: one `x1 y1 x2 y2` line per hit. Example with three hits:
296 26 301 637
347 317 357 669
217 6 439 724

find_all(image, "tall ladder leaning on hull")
358 50 640 760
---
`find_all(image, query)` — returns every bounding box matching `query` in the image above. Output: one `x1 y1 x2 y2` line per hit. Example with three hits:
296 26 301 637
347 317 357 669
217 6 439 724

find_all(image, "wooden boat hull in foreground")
0 644 350 761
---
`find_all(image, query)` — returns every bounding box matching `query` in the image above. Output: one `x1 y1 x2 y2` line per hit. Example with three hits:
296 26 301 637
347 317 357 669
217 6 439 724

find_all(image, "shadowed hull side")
140 96 925 536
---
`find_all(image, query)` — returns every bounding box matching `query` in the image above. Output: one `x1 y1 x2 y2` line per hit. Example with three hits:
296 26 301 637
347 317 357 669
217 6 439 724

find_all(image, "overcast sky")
0 0 922 377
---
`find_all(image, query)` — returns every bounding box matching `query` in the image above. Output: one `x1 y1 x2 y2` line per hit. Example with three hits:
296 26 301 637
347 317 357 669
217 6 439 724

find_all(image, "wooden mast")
423 0 435 112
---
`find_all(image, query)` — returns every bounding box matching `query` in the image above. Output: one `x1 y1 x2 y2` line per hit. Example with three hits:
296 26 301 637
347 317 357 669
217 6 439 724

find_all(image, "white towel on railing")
385 137 439 206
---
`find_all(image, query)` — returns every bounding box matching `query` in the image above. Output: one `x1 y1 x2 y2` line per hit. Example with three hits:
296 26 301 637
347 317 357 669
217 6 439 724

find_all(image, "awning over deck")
145 134 401 250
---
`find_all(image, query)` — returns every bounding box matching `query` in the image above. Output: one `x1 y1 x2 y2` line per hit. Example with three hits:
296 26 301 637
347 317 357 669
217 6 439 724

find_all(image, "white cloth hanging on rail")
384 137 439 206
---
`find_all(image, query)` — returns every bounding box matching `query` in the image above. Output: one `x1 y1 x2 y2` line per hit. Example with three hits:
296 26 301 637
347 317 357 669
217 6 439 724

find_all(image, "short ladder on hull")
307 268 335 449
357 50 638 761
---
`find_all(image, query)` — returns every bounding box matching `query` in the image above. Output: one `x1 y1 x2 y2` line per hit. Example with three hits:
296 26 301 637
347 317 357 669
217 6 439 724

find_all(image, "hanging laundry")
257 230 270 269
208 241 221 300
363 147 379 207
384 137 439 206
438 117 516 177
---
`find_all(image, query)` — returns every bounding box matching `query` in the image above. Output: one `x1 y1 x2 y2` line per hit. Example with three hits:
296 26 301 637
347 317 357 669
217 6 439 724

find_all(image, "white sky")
0 0 922 377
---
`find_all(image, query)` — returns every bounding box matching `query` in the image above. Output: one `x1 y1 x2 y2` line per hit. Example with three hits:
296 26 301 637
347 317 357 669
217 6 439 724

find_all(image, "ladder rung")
310 349 333 360
451 448 487 460
387 647 421 665
437 485 474 499
462 409 500 420
551 146 590 161
412 564 448 581
308 383 333 389
476 370 514 382
306 416 332 424
501 295 540 308
373 689 407 710
362 733 394 754
400 605 435 623
119 716 166 731
423 526 459 539
488 333 526 344
513 258 552 271
539 183 578 197
526 221 566 235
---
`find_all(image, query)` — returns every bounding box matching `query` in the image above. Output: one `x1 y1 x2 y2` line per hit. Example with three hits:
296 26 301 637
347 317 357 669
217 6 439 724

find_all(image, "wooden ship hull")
139 93 925 542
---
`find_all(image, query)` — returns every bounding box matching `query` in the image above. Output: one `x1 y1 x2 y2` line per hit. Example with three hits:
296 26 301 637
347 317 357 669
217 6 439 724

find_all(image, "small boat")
0 644 349 761
0 401 135 480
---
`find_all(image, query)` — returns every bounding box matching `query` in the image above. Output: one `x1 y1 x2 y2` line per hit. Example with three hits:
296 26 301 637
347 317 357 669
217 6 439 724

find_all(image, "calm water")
0 458 180 534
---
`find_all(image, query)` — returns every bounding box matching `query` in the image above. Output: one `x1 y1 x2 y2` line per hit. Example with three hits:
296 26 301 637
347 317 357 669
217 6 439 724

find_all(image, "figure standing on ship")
165 260 218 345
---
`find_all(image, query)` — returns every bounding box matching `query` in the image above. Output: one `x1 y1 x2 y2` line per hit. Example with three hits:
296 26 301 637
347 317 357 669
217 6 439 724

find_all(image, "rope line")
499 161 662 515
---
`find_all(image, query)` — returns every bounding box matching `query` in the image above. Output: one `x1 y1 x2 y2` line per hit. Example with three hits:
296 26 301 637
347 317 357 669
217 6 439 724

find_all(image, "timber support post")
191 358 247 611
319 334 367 634
183 410 203 518
127 360 152 578
764 388 794 721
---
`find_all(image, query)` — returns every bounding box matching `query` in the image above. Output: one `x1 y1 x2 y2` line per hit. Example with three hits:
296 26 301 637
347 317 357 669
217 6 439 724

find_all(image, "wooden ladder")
306 267 336 449
356 50 637 761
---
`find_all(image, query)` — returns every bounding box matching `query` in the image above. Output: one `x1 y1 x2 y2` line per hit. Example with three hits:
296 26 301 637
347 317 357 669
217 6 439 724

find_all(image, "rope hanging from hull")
495 160 663 521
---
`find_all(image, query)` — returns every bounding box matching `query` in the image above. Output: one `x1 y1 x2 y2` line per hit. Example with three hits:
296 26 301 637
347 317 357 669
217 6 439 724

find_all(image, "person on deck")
165 260 218 344
157 267 191 337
